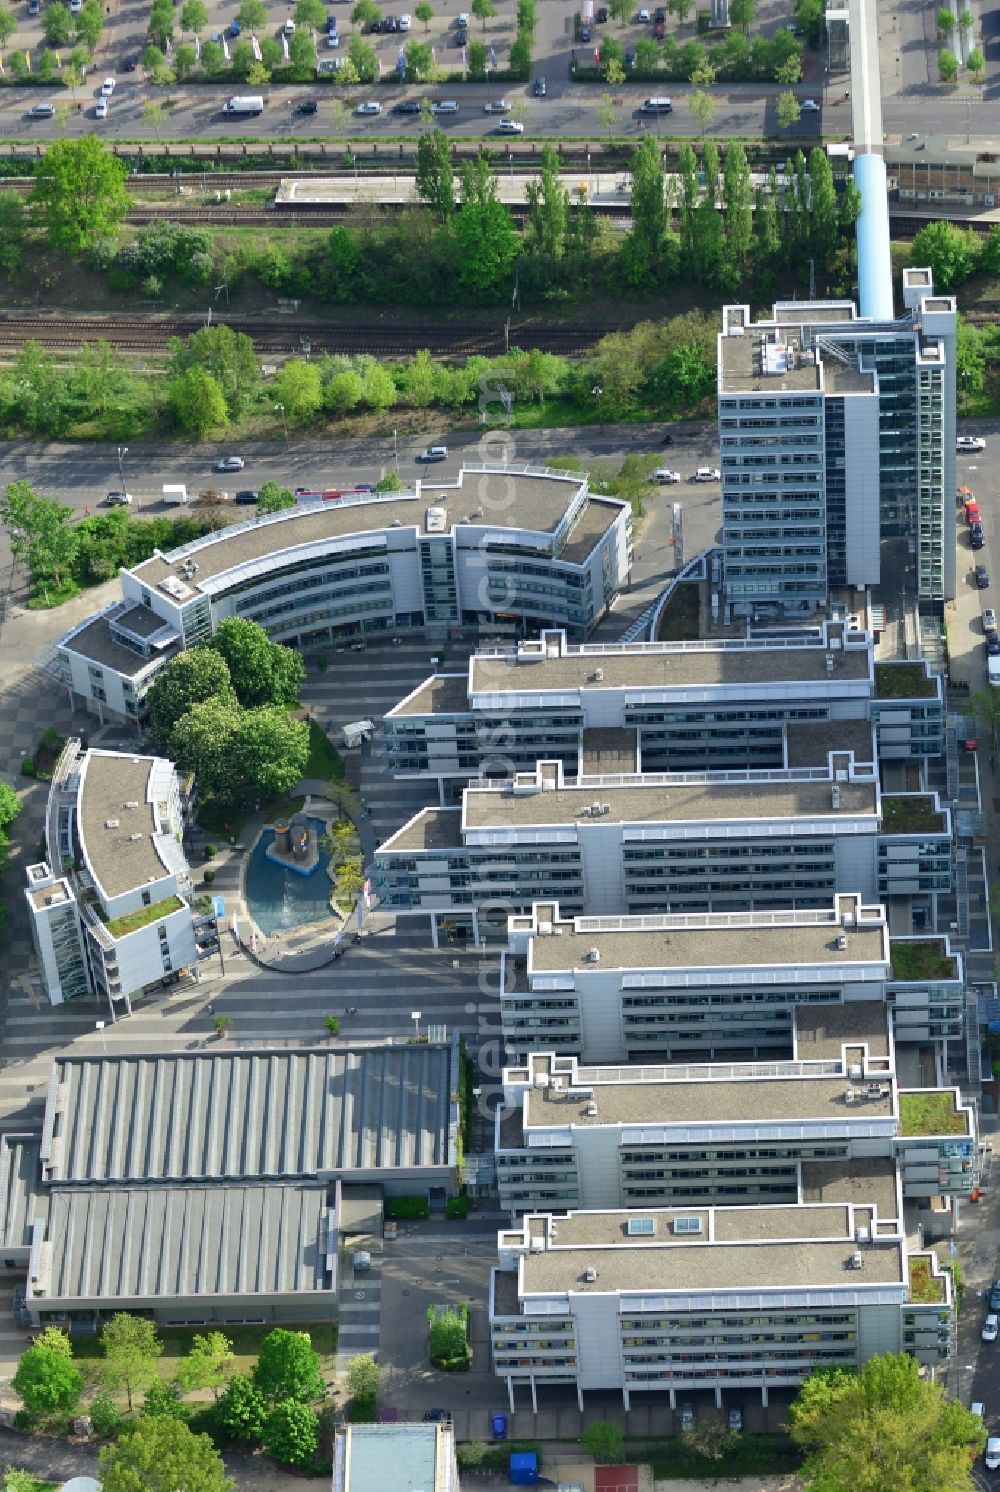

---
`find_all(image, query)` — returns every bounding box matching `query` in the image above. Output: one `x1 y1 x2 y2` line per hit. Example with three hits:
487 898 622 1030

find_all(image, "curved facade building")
53 466 632 726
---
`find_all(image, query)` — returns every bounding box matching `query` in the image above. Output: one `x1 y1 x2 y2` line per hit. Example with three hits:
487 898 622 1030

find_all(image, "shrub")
446 1194 470 1220
89 1391 125 1438
384 1195 431 1220
203 868 215 884
203 843 217 858
20 758 35 776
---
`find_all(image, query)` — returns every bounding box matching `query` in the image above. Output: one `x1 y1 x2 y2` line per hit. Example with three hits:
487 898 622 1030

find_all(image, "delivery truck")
162 484 188 505
222 95 264 115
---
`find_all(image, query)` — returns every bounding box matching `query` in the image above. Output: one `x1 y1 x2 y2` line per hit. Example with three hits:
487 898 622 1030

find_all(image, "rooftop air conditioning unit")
551 1077 563 1091
105 819 120 829
837 934 848 951
585 1267 598 1282
849 1251 864 1269
593 668 604 682
124 801 139 809
831 785 842 809
590 802 603 816
585 948 600 963
128 833 143 842
585 1102 598 1117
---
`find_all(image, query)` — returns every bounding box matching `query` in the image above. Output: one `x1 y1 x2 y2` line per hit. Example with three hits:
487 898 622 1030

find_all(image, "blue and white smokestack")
850 0 894 321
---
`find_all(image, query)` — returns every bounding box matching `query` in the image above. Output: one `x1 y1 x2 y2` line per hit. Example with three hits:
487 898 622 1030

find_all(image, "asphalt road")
0 79 991 145
0 422 721 519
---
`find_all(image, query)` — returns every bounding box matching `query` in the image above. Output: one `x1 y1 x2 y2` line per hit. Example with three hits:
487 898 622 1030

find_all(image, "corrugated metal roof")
0 1134 45 1249
37 1181 327 1304
45 1046 456 1185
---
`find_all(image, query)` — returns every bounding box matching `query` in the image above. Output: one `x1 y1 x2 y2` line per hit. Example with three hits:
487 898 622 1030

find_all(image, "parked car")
418 445 448 462
356 100 382 114
596 4 608 17
534 75 546 94
393 98 422 112
234 489 260 504
986 1438 1000 1470
984 608 997 634
491 1412 508 1440
431 99 459 114
122 54 139 69
976 564 990 588
95 98 109 118
399 11 411 26
983 1314 999 1343
27 101 54 117
987 635 1000 657
801 98 820 111
679 1403 695 1432
637 6 650 17
971 525 985 550
100 76 116 95
655 468 680 483
105 491 133 507
693 467 721 482
484 98 510 112
295 98 318 113
958 435 986 452
989 1279 1000 1312
728 1404 744 1432
216 455 245 472
423 1408 452 1423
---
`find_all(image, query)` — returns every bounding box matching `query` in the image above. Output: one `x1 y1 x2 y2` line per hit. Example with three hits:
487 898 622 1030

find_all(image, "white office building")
718 271 957 619
490 1197 955 1411
52 470 632 727
500 896 965 1062
24 741 214 1011
494 1030 976 1216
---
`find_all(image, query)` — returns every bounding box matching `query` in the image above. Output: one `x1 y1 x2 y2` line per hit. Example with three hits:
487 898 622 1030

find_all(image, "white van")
641 96 672 113
162 484 188 505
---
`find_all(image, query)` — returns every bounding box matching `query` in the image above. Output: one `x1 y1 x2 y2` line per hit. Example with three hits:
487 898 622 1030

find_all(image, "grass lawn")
874 662 935 699
72 1322 338 1400
651 1432 802 1478
899 1090 968 1137
881 795 946 834
303 718 345 782
890 940 957 983
656 582 700 642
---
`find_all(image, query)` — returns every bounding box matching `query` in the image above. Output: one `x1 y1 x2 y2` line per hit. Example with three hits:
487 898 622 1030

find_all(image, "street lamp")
411 1010 422 1042
117 446 128 489
95 1019 107 1053
274 403 287 440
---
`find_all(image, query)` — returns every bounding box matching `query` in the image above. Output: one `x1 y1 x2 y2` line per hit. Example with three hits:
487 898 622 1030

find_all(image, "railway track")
0 313 601 357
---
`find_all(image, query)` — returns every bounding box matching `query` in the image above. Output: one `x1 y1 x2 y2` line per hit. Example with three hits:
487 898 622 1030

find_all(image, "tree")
238 0 267 27
170 698 243 798
728 0 756 29
174 42 198 76
29 139 129 256
287 27 317 75
405 39 435 78
776 90 801 129
789 1353 986 1492
936 6 953 28
467 37 488 76
609 0 629 24
344 1353 380 1402
148 0 175 46
691 139 723 284
808 145 838 265
688 88 715 133
99 1416 233 1492
347 32 379 77
147 649 236 749
75 0 104 46
959 5 974 22
257 481 296 515
0 6 16 44
253 1329 324 1404
168 366 229 436
597 92 620 140
296 0 326 23
415 0 433 26
234 708 310 800
142 101 166 141
12 1343 83 1416
721 140 752 269
956 320 986 400
509 31 531 71
428 1307 467 1365
604 54 625 84
967 45 984 77
43 2 72 45
218 1375 268 1441
177 1332 236 1400
454 190 519 299
775 52 801 81
471 0 496 26
911 219 980 290
525 144 570 271
627 136 667 285
273 358 323 426
0 191 27 275
141 1380 188 1420
939 46 958 80
209 618 305 709
99 1314 162 1413
352 0 381 25
0 480 78 590
263 1400 320 1467
181 0 208 29
581 1420 625 1464
168 325 261 420
363 362 398 412
326 369 365 414
517 0 537 30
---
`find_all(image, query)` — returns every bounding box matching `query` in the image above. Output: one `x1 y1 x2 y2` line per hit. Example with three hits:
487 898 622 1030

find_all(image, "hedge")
384 1195 431 1220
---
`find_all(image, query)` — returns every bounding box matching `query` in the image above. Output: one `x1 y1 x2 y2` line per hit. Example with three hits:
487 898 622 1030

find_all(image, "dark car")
989 1279 1000 1311
295 98 318 114
580 21 591 39
122 54 138 70
596 4 608 17
393 98 422 111
234 489 260 504
972 530 985 550
423 1409 452 1423
625 48 636 65
533 75 546 94
454 25 467 42
988 634 1000 657
976 564 991 588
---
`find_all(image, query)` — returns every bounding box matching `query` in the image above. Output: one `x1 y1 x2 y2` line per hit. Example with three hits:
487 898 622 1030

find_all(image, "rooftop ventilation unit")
585 1102 598 1117
584 1267 598 1282
128 832 143 842
105 819 120 830
826 653 835 673
848 1251 864 1269
585 947 600 964
123 801 139 810
837 934 848 951
832 784 842 809
592 668 604 682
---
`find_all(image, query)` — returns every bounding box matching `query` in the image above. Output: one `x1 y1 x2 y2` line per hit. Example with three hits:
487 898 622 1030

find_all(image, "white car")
105 490 133 506
497 119 524 133
484 98 510 112
100 76 115 95
69 0 81 10
693 467 721 482
983 1314 999 1343
418 445 448 462
801 98 820 111
655 468 680 484
958 435 986 452
431 99 459 113
283 15 296 31
356 100 382 114
216 455 245 472
457 10 469 21
637 6 650 17
95 98 109 117
987 1438 1000 1471
398 11 411 26
325 30 339 44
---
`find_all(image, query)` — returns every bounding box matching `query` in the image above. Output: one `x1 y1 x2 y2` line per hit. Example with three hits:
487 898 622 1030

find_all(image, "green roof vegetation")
889 940 956 982
655 582 700 642
899 1090 968 1137
882 795 946 834
103 894 184 939
874 662 935 699
909 1255 947 1304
